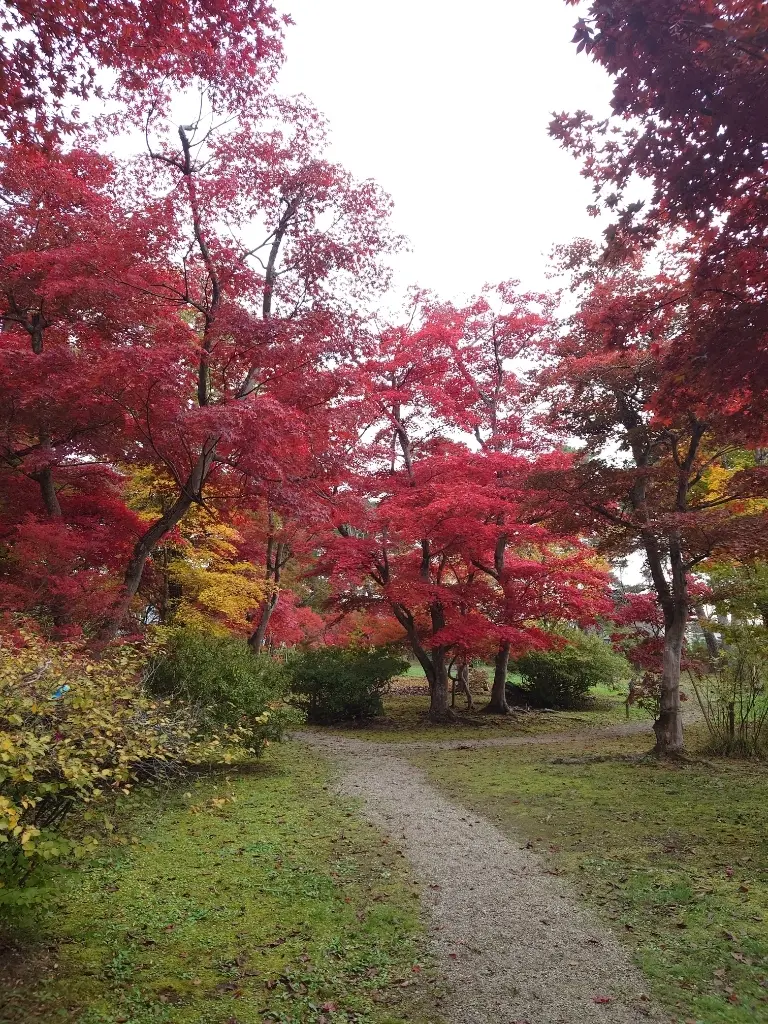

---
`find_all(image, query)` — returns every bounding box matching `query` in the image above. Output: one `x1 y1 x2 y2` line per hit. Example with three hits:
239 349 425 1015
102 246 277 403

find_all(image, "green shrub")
688 628 768 756
148 627 295 749
287 646 409 724
514 630 630 708
0 631 247 899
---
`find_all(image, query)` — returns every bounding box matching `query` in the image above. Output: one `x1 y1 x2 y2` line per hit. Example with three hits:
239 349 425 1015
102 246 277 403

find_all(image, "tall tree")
531 245 768 753
323 295 612 721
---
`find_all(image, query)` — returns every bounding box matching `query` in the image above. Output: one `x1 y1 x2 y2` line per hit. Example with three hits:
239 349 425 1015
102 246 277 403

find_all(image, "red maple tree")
322 293 612 720
530 243 768 753
1 0 286 142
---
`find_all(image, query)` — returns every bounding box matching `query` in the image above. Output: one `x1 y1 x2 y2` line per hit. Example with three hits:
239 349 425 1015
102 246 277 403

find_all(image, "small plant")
514 629 630 708
0 627 293 898
148 627 296 750
0 630 237 896
688 629 768 756
287 646 408 724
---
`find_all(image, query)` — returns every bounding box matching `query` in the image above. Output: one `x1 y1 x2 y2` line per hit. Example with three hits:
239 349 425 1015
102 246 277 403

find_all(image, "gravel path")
301 730 663 1024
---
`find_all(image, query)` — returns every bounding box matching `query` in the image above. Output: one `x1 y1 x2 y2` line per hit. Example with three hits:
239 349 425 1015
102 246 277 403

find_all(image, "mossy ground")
0 744 444 1024
408 727 768 1024
308 682 647 744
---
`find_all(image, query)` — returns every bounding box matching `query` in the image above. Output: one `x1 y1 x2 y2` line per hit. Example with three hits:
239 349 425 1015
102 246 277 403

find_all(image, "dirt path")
301 729 663 1024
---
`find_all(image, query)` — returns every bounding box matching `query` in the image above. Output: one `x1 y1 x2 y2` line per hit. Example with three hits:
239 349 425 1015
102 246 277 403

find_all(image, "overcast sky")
278 0 613 303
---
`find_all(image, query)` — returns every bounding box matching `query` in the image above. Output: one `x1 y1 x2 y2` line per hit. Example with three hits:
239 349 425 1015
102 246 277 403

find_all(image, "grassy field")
408 728 768 1024
4 674 760 1024
308 682 649 744
0 745 444 1024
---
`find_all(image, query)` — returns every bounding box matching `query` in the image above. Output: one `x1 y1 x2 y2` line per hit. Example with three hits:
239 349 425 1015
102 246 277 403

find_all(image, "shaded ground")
0 745 444 1024
296 718 653 754
310 687 652 745
304 729 662 1024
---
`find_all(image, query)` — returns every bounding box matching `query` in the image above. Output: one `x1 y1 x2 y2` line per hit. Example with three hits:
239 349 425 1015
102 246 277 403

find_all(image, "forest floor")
305 685 650 744
303 728 661 1024
0 745 445 1024
3 691 767 1024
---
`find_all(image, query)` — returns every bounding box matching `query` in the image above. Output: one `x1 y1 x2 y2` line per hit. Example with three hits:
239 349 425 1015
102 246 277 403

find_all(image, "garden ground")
0 745 443 1024
2 688 768 1024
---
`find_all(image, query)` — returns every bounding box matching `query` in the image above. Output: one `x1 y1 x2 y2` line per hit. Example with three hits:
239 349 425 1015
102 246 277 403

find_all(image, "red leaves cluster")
555 1 768 426
0 23 401 635
319 293 613 708
1 0 287 142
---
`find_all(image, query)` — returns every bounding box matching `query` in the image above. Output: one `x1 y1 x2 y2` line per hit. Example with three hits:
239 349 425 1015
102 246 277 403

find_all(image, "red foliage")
531 242 768 750
554 1 768 425
320 292 612 717
1 0 286 141
0 33 400 637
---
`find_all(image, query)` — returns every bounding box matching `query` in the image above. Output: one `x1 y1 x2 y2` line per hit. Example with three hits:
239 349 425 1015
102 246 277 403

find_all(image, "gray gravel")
302 731 664 1024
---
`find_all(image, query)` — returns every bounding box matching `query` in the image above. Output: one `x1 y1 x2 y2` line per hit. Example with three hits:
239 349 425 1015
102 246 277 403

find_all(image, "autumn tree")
0 0 285 142
323 292 612 721
0 144 184 630
553 0 768 425
531 244 768 754
0 40 400 636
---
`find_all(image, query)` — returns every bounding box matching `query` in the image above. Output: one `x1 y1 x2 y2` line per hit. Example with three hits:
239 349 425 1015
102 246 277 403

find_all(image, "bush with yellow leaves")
0 630 271 899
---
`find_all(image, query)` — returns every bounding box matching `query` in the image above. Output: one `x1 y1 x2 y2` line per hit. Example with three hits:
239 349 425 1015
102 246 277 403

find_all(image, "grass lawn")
408 728 768 1024
309 683 649 744
0 744 444 1024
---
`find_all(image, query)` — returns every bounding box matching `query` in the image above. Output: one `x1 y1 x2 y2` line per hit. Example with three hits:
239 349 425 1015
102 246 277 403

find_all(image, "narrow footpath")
301 729 664 1024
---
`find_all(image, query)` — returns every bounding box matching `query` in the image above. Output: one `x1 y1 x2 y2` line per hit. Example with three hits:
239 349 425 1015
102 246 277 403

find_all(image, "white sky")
278 0 613 302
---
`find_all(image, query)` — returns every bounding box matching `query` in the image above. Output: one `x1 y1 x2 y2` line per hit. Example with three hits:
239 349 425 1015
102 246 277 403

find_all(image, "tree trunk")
100 444 218 638
429 649 456 722
653 609 686 756
457 661 474 711
100 488 196 639
248 594 278 652
32 465 62 518
485 642 511 714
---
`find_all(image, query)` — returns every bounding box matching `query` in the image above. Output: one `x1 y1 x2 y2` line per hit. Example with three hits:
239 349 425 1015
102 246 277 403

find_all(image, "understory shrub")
513 630 630 708
689 629 768 756
148 627 296 749
0 631 254 899
287 646 408 724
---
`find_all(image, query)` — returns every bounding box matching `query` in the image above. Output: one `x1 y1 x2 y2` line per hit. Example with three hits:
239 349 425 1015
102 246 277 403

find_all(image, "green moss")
0 744 444 1024
308 687 647 744
408 731 768 1023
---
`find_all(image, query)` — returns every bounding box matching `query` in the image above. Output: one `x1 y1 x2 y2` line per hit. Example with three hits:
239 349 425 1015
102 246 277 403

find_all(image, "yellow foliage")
696 450 768 517
170 557 264 631
0 630 258 893
123 466 265 631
